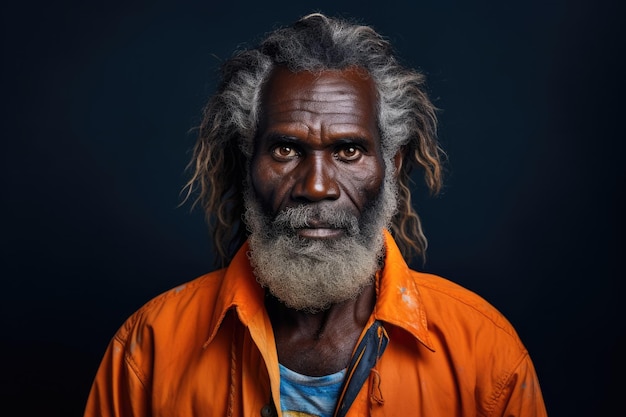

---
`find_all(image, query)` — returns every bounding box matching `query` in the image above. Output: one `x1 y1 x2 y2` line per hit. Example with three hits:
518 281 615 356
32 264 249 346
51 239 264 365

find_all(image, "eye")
271 144 299 160
336 145 362 162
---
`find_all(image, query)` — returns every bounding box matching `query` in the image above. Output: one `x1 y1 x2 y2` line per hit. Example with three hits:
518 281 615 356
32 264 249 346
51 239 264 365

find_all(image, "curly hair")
183 13 445 267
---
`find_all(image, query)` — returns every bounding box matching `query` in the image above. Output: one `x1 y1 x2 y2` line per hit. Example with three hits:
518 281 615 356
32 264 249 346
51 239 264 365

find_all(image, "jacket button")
260 404 275 417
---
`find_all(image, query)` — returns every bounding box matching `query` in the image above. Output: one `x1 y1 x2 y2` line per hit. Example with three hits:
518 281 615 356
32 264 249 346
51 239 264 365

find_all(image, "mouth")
295 219 345 239
296 227 345 239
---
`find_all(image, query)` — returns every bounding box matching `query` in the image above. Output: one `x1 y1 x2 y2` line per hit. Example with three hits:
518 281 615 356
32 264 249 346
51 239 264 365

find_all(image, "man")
85 13 547 417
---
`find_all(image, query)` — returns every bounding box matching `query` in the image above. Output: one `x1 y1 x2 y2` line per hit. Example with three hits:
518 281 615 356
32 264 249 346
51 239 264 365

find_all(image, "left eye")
337 146 362 161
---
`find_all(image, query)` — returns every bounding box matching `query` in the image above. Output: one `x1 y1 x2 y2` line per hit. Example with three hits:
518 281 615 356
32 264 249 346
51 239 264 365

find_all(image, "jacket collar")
204 240 265 347
375 230 434 351
204 230 434 351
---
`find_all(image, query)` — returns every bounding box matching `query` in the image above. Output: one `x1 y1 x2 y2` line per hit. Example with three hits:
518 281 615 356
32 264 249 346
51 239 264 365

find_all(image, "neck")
266 282 376 376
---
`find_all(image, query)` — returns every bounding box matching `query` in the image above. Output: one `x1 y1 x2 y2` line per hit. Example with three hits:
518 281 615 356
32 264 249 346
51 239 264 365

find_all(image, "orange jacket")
85 231 547 417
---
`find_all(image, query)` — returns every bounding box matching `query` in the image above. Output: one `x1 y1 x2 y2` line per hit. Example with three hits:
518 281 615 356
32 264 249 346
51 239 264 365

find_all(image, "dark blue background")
2 1 624 415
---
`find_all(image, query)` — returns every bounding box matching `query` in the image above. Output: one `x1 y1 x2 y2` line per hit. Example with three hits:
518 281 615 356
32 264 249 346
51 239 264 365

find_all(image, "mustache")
272 205 360 236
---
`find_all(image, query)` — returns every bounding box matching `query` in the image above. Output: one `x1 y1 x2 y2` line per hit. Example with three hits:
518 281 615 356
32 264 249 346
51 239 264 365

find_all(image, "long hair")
183 13 445 267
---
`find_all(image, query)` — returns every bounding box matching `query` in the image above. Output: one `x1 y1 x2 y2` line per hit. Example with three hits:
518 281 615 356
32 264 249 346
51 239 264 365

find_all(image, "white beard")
244 166 398 312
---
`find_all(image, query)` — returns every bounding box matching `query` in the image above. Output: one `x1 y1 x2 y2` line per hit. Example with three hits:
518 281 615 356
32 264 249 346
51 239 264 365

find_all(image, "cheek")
340 160 385 206
250 158 292 212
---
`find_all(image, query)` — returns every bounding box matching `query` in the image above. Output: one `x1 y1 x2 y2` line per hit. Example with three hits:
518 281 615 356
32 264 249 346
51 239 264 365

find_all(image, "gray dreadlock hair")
183 13 445 267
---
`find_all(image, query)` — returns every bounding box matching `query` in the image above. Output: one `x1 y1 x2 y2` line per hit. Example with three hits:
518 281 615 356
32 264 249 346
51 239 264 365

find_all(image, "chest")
151 319 480 417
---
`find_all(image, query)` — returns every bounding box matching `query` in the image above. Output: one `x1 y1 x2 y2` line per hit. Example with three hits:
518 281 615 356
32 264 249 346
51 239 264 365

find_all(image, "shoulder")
93 269 237 402
390 271 545 416
411 270 526 351
114 269 227 344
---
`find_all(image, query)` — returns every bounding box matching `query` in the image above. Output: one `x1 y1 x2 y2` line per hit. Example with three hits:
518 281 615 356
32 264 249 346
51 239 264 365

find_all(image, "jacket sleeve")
490 353 548 417
83 332 150 417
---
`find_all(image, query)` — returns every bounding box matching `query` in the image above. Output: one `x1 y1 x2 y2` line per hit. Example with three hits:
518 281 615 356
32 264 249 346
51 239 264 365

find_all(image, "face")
250 66 385 237
245 67 397 312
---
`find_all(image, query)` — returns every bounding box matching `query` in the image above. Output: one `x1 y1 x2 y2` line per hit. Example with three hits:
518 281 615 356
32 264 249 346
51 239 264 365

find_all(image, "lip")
296 227 344 239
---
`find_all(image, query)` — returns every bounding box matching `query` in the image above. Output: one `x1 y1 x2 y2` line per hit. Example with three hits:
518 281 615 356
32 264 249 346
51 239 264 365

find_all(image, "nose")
291 154 340 202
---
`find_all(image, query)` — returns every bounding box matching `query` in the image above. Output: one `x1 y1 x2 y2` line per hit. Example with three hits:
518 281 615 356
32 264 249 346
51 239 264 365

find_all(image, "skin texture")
250 67 391 375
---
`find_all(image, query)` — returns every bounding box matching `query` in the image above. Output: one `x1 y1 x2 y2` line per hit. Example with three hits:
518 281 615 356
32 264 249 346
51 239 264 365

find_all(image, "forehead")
259 66 379 139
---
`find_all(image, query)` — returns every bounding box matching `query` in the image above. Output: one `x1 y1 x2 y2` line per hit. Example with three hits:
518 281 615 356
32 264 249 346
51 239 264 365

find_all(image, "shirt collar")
204 240 266 347
204 230 434 351
375 230 435 351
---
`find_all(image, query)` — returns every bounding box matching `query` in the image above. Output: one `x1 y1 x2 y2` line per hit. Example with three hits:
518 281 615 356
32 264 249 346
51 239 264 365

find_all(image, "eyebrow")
261 133 301 145
262 132 371 145
332 137 371 147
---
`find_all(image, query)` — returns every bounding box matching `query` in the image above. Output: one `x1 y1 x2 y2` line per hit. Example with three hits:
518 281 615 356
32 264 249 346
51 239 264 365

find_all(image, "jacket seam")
115 309 150 392
112 332 149 392
483 350 529 417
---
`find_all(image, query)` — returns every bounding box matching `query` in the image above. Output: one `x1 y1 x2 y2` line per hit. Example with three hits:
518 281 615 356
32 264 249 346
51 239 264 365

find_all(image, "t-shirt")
279 363 346 417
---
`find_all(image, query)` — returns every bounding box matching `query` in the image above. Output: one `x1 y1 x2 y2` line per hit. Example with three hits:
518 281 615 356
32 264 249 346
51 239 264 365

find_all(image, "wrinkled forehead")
258 66 380 141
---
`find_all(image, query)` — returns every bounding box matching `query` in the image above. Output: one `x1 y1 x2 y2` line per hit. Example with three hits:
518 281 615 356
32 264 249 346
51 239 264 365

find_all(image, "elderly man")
85 13 547 417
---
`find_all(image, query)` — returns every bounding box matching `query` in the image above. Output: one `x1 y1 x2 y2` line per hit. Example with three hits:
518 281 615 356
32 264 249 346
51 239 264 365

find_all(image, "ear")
393 147 406 178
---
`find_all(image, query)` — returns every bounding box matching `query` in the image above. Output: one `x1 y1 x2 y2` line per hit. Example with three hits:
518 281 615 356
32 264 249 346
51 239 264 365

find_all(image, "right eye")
271 145 299 160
